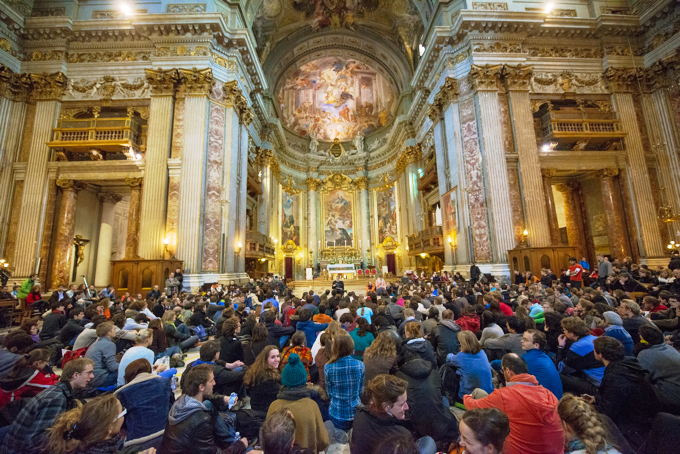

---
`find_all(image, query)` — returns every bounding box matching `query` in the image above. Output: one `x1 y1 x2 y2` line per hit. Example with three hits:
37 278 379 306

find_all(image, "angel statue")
353 133 365 155
309 135 319 155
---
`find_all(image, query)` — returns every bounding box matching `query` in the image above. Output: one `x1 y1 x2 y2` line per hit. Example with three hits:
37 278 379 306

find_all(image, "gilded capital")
395 145 422 175
56 179 83 191
428 77 459 122
145 68 180 95
599 168 619 178
223 80 253 125
305 177 323 191
469 64 502 91
541 168 557 178
502 64 533 91
30 72 67 100
354 176 368 190
603 67 638 93
177 68 214 96
255 147 274 167
125 177 143 188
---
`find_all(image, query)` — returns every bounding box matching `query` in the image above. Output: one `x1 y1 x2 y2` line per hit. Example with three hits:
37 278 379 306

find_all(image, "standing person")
85 322 120 389
470 263 481 284
1 358 94 454
458 408 510 454
160 364 248 453
350 374 436 454
324 332 364 436
566 257 585 289
165 273 179 297
597 255 614 288
464 354 564 454
174 268 184 292
17 274 38 319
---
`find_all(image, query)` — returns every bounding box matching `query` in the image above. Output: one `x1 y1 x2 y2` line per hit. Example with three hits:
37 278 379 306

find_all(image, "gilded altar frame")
319 174 360 258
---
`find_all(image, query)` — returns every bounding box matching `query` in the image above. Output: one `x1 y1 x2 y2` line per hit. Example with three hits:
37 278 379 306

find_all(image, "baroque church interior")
0 0 678 292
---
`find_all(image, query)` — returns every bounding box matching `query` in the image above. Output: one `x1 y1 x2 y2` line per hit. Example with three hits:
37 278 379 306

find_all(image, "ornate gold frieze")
65 76 149 101
502 65 533 91
212 53 237 71
92 9 147 19
66 51 151 64
167 3 207 13
526 46 603 59
373 174 394 192
472 2 508 11
30 72 67 100
468 64 502 92
31 7 66 16
472 42 522 54
154 46 210 58
24 50 66 62
145 68 180 96
322 173 354 192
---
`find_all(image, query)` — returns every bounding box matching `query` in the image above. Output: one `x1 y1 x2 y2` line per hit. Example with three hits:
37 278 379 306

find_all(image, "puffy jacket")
464 373 564 454
264 321 294 348
396 358 459 443
557 334 605 385
350 406 414 454
160 394 224 454
431 320 461 364
398 338 437 369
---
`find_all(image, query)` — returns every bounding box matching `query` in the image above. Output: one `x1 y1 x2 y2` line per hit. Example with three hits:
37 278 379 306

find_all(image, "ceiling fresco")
276 56 397 141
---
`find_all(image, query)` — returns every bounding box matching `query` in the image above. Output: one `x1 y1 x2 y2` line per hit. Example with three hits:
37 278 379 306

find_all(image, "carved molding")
166 3 207 13
469 64 503 92
531 71 605 94
603 67 639 93
145 68 181 96
502 65 533 91
65 76 149 101
177 68 214 96
472 41 522 54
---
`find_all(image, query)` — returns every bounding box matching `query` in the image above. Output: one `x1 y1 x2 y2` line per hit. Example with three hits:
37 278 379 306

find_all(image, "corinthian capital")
603 67 638 93
30 72 67 100
125 177 143 188
502 64 533 91
56 179 83 191
468 64 502 91
177 68 214 96
599 168 619 178
145 68 180 95
354 177 368 190
305 177 323 191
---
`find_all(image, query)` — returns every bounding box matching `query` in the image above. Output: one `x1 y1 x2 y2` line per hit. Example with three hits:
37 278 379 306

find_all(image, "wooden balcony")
537 105 626 151
245 230 275 259
47 115 143 156
407 226 444 256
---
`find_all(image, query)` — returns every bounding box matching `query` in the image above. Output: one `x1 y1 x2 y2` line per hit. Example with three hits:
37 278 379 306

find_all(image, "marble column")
305 178 320 266
138 69 177 260
124 178 143 259
94 193 122 287
257 154 272 235
609 93 664 257
14 73 66 276
600 169 631 260
357 177 371 263
48 179 82 289
221 103 241 274
504 65 551 247
431 118 455 268
175 69 212 273
555 182 586 257
542 169 561 245
470 66 516 261
0 83 27 256
236 123 249 274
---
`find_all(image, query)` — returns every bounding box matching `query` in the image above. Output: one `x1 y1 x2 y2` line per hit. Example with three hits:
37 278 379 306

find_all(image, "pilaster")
542 169 561 245
124 178 143 259
94 192 122 287
599 169 631 260
49 179 83 289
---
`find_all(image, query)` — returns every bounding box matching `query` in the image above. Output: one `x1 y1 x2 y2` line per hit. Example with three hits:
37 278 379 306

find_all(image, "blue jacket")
115 373 174 446
296 320 328 348
522 349 563 399
447 350 493 398
558 334 605 385
604 325 634 356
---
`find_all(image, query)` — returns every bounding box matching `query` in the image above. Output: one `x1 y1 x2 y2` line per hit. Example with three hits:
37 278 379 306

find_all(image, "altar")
326 263 356 280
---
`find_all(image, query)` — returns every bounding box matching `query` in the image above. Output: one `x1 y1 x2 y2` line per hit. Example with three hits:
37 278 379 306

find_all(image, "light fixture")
118 1 135 17
235 241 243 253
544 1 555 14
419 253 428 258
519 228 529 248
418 44 425 56
446 236 453 244
134 152 142 160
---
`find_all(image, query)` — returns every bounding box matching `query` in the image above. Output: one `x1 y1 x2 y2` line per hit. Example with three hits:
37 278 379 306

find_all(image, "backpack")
439 363 461 405
60 347 88 368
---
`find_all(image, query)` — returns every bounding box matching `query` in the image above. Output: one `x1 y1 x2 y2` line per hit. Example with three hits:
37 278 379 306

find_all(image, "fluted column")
175 69 212 272
94 193 122 286
470 65 516 260
14 73 66 275
357 177 371 263
600 169 630 260
0 71 28 256
504 65 551 247
236 123 249 274
124 178 143 258
555 182 586 257
138 69 177 259
221 104 241 273
305 178 320 265
49 179 82 289
256 149 274 235
604 68 664 257
542 169 561 245
431 119 455 268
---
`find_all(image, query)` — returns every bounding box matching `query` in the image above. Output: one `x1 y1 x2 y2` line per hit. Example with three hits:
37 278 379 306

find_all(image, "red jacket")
464 373 564 454
25 292 42 305
0 369 60 407
455 315 480 333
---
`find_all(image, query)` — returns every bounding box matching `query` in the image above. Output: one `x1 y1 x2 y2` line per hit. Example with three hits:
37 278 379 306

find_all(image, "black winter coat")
349 406 413 454
219 335 244 364
398 338 437 369
396 358 459 443
264 322 294 348
431 320 461 365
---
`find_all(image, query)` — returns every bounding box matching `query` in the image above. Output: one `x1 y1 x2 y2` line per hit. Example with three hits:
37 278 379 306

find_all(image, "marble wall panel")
459 98 492 262
201 102 225 271
171 97 185 159
648 166 670 246
3 180 23 263
165 176 180 251
498 92 514 154
18 103 35 162
506 164 525 244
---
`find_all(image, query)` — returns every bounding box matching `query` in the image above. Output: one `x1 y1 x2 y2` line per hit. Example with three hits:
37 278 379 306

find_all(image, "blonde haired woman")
116 329 168 387
445 330 493 400
558 394 623 454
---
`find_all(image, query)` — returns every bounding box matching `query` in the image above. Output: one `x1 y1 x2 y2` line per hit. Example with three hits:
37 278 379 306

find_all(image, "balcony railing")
542 119 625 138
47 116 142 152
245 230 275 258
407 226 444 255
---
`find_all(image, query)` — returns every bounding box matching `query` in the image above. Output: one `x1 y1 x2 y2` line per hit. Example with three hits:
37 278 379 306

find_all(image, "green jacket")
17 278 34 299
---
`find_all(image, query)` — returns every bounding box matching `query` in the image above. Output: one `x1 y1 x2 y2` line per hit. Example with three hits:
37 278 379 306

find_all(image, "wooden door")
284 257 294 280
386 253 396 275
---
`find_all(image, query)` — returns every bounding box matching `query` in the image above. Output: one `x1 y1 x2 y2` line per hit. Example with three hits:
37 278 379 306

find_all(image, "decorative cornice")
177 68 214 96
469 64 503 92
30 72 67 100
502 65 533 91
144 68 180 96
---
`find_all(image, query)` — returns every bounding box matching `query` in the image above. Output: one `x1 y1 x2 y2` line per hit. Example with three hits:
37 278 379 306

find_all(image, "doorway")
284 257 294 280
386 253 396 275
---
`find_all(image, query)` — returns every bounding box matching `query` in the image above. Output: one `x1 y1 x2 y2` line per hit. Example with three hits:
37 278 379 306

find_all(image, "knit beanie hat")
281 353 307 387
603 311 623 326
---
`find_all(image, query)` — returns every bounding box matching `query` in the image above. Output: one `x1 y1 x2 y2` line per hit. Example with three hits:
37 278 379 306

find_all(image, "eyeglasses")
116 408 127 420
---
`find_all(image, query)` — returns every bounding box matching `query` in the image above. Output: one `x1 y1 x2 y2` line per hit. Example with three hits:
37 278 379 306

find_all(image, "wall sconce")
296 251 305 260
235 241 243 254
162 237 171 259
667 240 680 252
419 252 428 258
519 229 529 248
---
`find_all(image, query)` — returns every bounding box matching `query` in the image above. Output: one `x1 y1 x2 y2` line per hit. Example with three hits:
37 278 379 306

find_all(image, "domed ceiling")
276 55 397 141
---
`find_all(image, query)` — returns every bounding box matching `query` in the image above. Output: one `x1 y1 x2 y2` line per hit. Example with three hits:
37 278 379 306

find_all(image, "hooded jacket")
431 320 461 364
464 373 564 454
349 406 414 454
397 338 437 369
0 366 59 407
395 358 459 443
596 358 659 447
267 386 329 452
160 394 220 454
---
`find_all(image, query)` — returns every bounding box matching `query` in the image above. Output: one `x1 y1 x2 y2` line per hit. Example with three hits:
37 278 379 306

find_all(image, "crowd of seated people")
0 251 677 453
